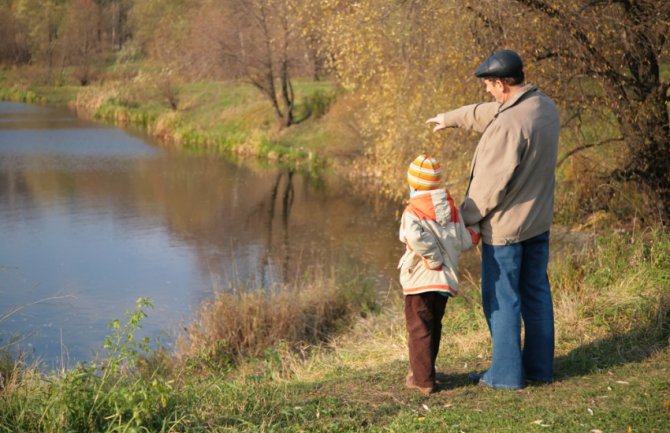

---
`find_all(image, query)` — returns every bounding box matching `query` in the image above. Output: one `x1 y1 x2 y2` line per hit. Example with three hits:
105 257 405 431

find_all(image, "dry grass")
73 83 120 116
0 352 24 395
177 270 376 366
286 298 408 381
277 228 669 385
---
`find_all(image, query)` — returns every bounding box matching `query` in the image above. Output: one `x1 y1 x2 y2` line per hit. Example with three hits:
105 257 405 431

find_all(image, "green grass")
0 86 44 104
1 229 668 432
660 62 670 82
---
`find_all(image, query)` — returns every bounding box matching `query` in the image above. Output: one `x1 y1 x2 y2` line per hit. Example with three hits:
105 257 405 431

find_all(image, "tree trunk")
616 88 670 219
278 6 295 129
612 2 670 219
259 71 285 126
279 59 294 128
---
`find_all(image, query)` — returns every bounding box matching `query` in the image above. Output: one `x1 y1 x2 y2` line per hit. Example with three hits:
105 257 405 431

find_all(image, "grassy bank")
0 67 345 166
1 228 668 432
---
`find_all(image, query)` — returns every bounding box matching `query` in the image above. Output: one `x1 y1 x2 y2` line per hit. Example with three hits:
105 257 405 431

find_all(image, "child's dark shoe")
406 372 435 395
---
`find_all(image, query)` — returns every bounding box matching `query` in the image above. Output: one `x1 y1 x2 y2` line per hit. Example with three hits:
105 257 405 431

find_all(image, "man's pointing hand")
426 115 447 132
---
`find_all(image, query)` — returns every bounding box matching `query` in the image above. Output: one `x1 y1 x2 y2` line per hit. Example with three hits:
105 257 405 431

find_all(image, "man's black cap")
474 50 524 78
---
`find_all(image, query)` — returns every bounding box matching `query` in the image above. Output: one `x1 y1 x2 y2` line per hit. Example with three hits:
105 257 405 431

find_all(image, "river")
0 101 408 369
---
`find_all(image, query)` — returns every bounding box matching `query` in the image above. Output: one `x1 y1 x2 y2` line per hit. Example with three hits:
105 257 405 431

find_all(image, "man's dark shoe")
467 372 501 389
467 372 483 383
526 377 553 386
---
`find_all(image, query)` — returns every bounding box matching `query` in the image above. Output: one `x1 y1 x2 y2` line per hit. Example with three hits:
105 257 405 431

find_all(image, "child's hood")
405 189 459 226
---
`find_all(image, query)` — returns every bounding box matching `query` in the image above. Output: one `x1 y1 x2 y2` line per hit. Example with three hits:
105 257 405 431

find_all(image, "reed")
178 266 377 367
0 86 43 104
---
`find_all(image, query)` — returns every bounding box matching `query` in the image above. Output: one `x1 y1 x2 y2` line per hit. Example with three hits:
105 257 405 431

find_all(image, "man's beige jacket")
436 84 560 245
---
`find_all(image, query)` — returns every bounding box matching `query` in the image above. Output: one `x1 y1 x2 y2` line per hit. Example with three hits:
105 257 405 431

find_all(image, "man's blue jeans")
480 231 554 389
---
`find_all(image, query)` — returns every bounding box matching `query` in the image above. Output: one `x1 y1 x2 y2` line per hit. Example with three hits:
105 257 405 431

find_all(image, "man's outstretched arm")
426 102 499 133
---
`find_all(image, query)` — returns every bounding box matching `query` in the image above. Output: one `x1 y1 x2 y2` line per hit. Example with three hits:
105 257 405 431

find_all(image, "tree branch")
560 111 581 129
532 50 561 61
513 0 630 97
464 5 505 35
557 137 624 167
578 0 630 15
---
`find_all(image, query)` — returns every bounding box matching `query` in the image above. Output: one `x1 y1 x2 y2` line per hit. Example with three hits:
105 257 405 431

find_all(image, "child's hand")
466 225 481 245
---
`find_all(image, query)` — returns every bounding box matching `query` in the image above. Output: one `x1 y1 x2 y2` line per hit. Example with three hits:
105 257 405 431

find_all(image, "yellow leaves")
312 0 486 196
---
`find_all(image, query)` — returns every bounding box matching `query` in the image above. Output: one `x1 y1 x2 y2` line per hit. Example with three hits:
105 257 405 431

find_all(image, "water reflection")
0 102 403 368
257 169 294 287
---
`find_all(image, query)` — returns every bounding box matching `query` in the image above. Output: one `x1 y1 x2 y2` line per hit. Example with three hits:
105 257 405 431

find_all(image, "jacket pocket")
406 254 421 275
399 254 422 289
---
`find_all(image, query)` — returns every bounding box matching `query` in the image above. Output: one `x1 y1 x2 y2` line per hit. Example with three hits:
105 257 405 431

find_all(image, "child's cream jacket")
398 188 479 296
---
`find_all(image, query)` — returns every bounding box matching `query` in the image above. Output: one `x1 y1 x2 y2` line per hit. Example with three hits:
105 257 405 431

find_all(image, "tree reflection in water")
257 169 295 288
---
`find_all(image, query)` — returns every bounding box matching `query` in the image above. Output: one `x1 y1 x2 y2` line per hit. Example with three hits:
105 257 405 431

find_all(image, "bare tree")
126 0 192 65
0 6 30 64
13 0 67 81
59 0 103 85
95 0 133 51
194 0 310 128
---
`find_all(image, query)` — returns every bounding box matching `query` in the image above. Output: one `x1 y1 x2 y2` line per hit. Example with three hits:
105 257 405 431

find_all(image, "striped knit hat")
407 154 442 191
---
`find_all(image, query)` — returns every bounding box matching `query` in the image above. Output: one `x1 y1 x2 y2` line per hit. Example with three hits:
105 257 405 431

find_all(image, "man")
426 50 560 389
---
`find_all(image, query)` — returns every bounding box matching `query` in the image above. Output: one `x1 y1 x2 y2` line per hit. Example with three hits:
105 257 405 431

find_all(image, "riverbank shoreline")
0 72 356 172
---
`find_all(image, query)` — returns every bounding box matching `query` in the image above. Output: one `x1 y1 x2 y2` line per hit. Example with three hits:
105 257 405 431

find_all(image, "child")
398 154 480 395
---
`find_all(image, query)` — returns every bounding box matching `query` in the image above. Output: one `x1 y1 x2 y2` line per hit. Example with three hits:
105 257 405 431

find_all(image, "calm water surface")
0 102 404 369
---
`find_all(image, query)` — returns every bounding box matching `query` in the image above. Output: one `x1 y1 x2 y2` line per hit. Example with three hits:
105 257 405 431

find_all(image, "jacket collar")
406 188 457 223
498 83 538 113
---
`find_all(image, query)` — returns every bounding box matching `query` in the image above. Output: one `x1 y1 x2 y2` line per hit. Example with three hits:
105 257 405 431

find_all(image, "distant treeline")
1 0 668 222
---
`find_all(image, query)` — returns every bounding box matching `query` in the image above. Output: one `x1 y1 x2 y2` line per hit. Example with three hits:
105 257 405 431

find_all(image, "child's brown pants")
404 292 449 388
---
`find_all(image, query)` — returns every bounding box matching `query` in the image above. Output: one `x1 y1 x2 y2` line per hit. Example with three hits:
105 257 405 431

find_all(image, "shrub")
300 89 336 120
0 298 182 433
